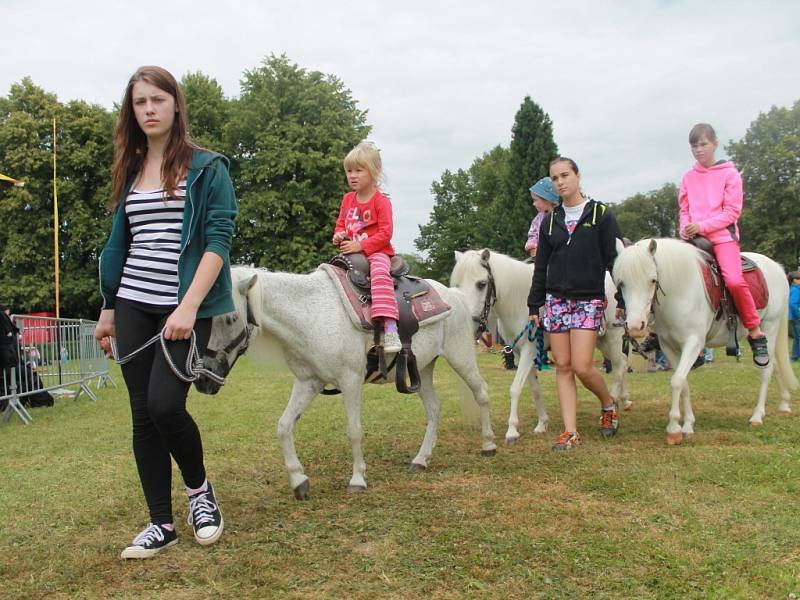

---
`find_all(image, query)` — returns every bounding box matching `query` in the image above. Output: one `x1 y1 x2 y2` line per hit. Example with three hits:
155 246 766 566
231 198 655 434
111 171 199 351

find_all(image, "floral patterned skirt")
542 293 606 333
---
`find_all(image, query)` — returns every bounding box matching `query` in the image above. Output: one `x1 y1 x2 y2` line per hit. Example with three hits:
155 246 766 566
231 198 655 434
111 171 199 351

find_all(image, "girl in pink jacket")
678 123 768 367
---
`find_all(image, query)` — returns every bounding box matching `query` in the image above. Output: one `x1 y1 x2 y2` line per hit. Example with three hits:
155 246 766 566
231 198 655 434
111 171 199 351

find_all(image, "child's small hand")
332 231 347 246
340 239 362 254
682 223 700 239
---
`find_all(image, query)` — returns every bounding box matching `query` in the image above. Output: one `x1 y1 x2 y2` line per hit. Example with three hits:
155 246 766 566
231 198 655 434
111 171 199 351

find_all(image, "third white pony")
613 238 798 443
451 249 630 444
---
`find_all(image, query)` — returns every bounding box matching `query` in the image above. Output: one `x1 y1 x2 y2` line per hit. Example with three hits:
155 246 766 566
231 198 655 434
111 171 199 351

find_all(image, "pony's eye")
477 281 487 290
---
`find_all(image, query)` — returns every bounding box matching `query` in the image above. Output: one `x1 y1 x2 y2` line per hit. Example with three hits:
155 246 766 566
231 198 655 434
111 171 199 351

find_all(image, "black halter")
474 251 497 341
221 294 257 357
618 265 666 357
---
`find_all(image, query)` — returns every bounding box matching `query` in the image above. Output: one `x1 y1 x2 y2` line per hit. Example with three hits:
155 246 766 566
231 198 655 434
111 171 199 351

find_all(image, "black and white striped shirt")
117 181 186 306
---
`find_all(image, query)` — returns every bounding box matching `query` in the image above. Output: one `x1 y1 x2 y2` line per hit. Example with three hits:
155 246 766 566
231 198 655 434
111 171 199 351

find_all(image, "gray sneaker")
383 331 402 353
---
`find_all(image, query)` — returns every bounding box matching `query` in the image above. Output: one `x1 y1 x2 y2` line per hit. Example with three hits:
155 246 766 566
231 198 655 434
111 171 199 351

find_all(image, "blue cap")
528 177 559 204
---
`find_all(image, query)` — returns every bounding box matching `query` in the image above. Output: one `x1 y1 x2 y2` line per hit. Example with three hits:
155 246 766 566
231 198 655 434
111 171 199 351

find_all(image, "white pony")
450 249 630 444
613 238 798 444
196 265 497 499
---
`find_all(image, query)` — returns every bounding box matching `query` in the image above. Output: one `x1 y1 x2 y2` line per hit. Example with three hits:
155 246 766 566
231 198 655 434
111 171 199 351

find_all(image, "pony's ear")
480 249 490 262
454 250 463 262
648 239 658 255
615 238 625 255
237 275 257 295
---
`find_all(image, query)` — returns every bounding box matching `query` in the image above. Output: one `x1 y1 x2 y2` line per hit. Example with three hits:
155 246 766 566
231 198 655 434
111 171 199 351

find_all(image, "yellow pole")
52 116 60 319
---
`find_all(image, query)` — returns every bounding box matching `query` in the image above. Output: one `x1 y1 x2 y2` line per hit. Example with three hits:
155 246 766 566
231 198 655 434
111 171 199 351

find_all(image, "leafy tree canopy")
728 99 800 270
613 183 679 242
0 78 114 316
415 97 557 282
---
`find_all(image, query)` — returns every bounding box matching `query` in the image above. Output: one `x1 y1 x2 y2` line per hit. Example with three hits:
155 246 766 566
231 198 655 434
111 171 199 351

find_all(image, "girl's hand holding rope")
164 303 198 341
94 309 116 358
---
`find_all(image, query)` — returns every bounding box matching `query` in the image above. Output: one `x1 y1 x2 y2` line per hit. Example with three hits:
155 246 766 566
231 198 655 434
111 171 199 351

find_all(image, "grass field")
2 350 800 599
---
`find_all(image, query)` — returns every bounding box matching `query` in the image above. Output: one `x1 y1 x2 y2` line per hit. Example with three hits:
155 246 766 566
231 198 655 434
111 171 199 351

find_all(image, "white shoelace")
132 523 165 547
188 493 217 527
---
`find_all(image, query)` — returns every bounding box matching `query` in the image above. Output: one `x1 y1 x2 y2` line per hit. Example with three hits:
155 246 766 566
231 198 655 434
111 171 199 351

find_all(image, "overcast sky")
2 0 798 254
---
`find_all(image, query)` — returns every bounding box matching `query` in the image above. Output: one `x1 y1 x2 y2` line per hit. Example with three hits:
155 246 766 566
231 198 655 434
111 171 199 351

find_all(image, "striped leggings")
368 252 399 321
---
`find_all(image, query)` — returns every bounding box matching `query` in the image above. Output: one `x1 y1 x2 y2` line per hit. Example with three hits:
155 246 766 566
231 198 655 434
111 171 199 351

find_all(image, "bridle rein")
617 252 665 357
474 252 497 345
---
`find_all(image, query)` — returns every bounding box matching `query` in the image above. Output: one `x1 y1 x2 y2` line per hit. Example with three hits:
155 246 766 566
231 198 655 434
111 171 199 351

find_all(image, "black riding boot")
502 349 517 370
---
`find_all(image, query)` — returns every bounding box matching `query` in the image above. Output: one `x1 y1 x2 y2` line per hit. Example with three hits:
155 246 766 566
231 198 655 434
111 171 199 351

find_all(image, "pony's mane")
451 249 533 300
616 238 704 290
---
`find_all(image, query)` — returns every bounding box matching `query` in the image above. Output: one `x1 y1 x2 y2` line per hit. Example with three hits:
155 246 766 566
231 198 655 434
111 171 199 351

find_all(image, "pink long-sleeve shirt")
678 161 743 245
334 190 395 256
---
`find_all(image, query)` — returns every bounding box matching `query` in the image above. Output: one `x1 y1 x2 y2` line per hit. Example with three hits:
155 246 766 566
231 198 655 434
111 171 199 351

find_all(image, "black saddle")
328 252 429 394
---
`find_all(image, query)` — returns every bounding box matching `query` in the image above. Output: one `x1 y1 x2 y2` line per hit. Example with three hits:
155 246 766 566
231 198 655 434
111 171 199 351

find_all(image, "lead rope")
110 329 226 386
503 321 538 355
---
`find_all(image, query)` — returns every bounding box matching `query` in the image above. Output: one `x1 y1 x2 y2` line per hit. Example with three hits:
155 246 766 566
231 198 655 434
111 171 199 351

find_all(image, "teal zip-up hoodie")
99 149 238 318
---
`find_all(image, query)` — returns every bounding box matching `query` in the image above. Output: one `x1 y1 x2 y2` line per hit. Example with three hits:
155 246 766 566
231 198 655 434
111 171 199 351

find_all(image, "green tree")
0 78 114 316
398 253 431 279
613 183 680 242
415 146 509 282
489 97 558 257
728 100 800 269
225 55 370 272
182 71 231 154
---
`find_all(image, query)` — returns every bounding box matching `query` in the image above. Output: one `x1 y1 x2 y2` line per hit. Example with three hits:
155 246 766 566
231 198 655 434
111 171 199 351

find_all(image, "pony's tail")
775 310 800 390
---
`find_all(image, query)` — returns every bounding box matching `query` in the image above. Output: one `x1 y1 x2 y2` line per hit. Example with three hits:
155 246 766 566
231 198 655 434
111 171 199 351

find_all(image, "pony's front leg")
662 341 701 445
680 380 695 437
339 376 367 492
507 345 542 442
277 377 325 500
520 344 548 434
409 364 440 472
448 350 497 456
749 362 775 426
598 329 631 411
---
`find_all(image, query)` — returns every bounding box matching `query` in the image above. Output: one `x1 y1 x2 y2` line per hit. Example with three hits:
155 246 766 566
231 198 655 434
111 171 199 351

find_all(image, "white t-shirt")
563 200 588 234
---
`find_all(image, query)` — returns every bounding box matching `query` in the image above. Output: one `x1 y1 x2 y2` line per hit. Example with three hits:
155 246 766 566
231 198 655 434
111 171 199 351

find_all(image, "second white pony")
451 249 630 444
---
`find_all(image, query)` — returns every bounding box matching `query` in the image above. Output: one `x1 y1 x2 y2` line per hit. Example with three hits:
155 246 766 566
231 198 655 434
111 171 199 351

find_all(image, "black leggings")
115 298 211 525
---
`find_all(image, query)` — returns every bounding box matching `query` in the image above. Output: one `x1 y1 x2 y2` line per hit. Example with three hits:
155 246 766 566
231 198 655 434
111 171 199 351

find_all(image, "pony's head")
450 249 496 339
612 239 660 338
194 270 258 394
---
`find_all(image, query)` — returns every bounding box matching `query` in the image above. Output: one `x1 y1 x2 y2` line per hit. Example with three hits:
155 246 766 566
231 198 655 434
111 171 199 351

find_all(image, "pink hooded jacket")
678 160 743 245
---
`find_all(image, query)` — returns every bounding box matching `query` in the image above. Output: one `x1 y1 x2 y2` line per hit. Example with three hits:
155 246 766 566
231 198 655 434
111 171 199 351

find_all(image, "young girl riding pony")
678 123 769 367
332 142 401 353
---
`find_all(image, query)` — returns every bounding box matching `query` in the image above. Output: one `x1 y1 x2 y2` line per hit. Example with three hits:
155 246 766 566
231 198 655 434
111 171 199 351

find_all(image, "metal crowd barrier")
1 315 115 425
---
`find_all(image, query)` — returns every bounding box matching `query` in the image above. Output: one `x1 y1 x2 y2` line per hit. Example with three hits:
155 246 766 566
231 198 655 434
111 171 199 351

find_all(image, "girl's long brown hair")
109 66 197 209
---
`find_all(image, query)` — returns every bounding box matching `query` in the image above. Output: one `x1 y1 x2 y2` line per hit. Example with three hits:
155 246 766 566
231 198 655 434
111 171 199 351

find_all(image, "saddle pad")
319 263 452 331
701 262 769 313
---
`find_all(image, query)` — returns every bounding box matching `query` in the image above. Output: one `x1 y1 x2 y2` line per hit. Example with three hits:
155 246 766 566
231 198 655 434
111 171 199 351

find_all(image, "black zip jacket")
528 199 623 315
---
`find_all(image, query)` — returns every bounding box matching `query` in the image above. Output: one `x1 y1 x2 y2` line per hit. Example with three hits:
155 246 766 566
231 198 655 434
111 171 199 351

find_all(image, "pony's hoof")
293 479 310 501
481 448 497 457
346 484 367 494
749 420 763 427
666 432 683 445
505 436 519 446
778 410 791 417
408 463 427 473
623 402 633 412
